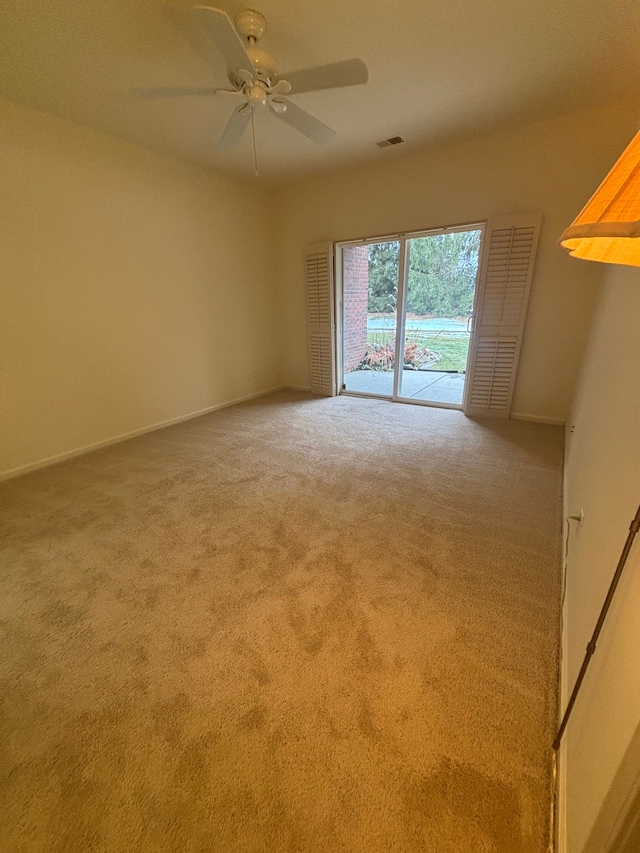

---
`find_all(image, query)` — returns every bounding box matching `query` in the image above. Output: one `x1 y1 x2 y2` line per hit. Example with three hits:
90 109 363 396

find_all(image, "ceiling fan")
133 6 368 167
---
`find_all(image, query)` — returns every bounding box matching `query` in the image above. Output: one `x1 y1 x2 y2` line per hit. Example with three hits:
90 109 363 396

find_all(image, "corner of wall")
0 99 283 474
559 263 640 853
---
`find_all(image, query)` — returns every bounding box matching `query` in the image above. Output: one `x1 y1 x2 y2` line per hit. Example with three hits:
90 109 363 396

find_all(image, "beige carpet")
0 391 563 852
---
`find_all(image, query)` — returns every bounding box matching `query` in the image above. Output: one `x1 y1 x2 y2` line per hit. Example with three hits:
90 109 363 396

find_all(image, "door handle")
467 315 474 333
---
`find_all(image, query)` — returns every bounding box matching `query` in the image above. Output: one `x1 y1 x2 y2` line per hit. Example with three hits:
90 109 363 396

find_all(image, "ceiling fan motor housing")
234 9 277 80
246 47 278 79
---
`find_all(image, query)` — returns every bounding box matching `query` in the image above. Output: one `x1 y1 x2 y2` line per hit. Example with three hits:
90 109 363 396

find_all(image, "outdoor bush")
355 341 441 371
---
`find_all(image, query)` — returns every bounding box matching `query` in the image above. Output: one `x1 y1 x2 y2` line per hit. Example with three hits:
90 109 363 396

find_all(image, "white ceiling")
1 0 639 185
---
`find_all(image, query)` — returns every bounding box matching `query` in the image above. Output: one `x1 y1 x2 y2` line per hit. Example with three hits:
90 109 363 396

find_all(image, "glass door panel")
398 230 482 406
342 241 400 398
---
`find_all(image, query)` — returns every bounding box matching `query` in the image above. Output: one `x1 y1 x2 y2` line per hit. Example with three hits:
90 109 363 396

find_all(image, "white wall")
4 98 637 477
3 84 640 852
0 98 278 477
271 99 639 422
561 265 640 851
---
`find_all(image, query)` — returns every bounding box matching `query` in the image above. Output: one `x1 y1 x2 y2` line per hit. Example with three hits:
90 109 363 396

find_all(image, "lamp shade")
560 130 640 266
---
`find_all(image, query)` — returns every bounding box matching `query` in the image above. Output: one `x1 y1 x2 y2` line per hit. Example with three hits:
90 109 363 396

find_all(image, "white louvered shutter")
305 242 336 396
464 213 542 418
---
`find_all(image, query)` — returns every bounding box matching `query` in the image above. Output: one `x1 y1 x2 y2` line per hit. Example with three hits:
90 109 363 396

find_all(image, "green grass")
366 331 469 372
417 334 469 371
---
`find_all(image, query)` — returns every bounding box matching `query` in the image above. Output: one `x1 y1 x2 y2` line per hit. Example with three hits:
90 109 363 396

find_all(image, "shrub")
355 341 441 371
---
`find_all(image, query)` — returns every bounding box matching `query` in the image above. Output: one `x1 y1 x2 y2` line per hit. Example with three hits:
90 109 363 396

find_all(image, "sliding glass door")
341 240 401 398
339 224 483 408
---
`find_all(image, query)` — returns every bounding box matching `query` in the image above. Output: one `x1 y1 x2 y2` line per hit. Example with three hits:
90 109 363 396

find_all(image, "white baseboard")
511 411 566 427
0 385 291 482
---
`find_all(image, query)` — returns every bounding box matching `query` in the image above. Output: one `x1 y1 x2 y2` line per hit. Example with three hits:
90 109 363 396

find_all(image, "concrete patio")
343 369 465 405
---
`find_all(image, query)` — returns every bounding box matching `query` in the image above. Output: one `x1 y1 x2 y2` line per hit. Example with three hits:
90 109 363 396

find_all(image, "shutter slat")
464 214 541 418
306 242 336 396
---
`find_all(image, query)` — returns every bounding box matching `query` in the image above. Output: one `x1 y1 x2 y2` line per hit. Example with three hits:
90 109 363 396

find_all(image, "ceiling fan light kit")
133 6 369 173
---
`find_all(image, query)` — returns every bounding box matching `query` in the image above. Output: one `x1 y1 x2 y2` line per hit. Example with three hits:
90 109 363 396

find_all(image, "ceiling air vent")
376 136 405 148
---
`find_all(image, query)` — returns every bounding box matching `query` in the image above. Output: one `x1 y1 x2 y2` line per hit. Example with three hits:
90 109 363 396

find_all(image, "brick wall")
342 245 369 374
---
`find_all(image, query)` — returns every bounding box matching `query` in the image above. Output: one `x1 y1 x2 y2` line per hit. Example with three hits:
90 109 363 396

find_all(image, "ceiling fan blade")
236 69 254 86
218 104 251 150
131 86 219 98
271 99 336 146
269 79 291 96
275 59 368 95
187 6 254 77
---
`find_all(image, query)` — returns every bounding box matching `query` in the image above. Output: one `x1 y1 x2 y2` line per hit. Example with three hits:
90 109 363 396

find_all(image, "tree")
367 242 400 313
367 231 481 317
407 231 481 316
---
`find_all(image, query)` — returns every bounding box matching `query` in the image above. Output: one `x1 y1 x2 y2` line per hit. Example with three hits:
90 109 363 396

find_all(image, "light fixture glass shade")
560 130 640 266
